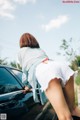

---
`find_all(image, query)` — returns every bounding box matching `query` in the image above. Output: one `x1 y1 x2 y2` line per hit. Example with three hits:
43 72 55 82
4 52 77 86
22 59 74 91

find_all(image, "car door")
0 67 31 120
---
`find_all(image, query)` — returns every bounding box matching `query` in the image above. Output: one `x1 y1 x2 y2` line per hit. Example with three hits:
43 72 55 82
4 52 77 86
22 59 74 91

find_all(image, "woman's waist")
42 58 49 63
24 57 49 71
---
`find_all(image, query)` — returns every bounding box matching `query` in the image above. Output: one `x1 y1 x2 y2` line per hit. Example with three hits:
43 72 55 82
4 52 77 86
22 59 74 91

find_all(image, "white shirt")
18 47 48 71
18 47 48 104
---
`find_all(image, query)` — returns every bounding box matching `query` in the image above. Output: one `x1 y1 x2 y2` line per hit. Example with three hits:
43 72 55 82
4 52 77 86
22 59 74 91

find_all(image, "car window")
0 68 22 95
11 69 31 88
11 69 22 83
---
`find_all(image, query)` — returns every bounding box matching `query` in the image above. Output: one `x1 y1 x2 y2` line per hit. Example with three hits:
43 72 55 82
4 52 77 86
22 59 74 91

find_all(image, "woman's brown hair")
20 33 40 48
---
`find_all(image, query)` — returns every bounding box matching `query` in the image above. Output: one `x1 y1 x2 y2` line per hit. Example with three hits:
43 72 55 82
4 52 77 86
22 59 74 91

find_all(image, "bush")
75 88 78 106
75 73 80 86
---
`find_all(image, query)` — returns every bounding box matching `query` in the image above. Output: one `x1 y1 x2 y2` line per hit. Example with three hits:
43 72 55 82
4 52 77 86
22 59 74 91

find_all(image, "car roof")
0 65 22 71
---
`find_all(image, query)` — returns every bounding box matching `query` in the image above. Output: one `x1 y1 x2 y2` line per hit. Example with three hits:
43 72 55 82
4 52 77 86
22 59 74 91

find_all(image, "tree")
70 56 80 71
57 38 80 85
10 61 22 70
75 71 80 86
0 57 8 65
57 38 76 62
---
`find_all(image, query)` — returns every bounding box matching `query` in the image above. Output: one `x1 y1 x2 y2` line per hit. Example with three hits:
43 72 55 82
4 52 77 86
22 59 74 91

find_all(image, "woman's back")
18 47 48 71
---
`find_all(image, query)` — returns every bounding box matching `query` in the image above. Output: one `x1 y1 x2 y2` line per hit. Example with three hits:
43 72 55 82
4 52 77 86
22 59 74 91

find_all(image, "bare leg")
63 75 75 111
63 75 80 117
45 78 73 120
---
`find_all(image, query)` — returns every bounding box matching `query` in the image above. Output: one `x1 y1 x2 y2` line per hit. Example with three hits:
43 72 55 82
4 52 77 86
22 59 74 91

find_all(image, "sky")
0 0 80 64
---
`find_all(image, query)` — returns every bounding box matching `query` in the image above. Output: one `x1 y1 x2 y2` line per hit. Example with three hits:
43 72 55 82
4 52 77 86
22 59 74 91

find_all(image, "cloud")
14 0 36 4
0 0 15 19
41 15 69 32
0 0 36 19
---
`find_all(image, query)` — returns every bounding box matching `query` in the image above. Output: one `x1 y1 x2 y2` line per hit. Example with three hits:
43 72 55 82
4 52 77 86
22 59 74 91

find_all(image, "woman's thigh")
45 78 71 119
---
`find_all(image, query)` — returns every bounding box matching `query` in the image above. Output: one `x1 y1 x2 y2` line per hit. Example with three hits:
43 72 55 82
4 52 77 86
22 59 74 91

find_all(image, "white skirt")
35 60 74 91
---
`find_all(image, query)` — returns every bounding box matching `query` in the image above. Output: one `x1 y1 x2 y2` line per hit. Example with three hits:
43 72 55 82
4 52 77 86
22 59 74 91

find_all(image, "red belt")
42 58 49 62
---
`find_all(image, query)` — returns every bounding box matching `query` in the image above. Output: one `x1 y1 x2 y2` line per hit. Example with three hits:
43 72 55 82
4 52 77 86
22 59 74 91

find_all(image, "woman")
18 33 80 120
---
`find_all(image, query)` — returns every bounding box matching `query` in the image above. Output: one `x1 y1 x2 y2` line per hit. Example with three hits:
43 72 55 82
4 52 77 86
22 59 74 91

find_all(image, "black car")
0 65 56 120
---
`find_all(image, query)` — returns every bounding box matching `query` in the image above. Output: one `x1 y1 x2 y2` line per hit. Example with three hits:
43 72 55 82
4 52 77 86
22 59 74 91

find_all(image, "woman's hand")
22 86 32 93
